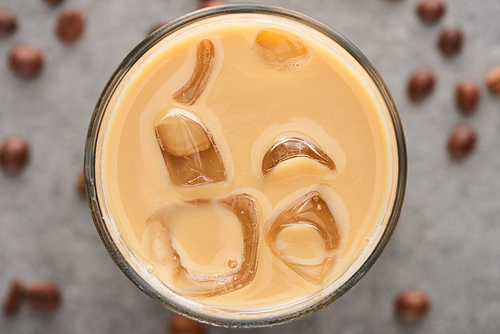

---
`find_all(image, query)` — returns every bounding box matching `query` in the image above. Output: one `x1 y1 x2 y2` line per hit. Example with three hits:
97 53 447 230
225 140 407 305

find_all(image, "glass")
84 3 407 328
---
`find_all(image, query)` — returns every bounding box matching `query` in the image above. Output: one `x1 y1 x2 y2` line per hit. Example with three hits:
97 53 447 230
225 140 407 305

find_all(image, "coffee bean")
8 44 44 77
438 27 463 56
25 281 61 312
0 8 17 35
417 0 445 23
456 79 480 113
485 64 500 95
44 0 65 5
75 168 86 195
407 68 436 101
395 289 431 322
169 315 205 334
199 0 226 9
2 280 24 315
55 7 85 43
447 124 477 159
0 135 30 173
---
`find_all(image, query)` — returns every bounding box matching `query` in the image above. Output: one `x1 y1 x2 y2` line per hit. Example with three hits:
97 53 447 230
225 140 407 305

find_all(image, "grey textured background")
1 0 499 333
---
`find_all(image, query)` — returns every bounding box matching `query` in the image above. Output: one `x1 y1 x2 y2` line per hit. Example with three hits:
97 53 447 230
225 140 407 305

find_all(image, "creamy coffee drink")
96 9 402 315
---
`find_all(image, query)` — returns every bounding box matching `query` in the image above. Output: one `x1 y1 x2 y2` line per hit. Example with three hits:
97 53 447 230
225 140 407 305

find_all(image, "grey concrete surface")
1 0 499 333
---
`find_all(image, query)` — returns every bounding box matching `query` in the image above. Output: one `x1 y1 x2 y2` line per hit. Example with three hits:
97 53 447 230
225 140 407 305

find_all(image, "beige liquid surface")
101 18 395 311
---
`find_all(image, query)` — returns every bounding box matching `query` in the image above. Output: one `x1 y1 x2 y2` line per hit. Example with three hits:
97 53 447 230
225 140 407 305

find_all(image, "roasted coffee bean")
25 281 61 312
199 0 226 9
485 64 500 95
417 0 445 23
75 168 86 195
169 315 205 334
44 0 65 5
2 280 24 315
456 79 480 113
0 8 17 35
8 44 44 77
447 124 477 159
407 68 436 101
395 289 431 322
0 135 30 173
438 27 463 56
55 7 85 43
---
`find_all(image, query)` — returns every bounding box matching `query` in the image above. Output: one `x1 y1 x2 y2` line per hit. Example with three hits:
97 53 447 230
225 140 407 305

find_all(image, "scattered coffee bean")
484 64 500 95
417 0 445 23
456 79 480 113
44 0 65 5
395 289 431 322
447 124 477 159
0 8 17 35
55 7 85 43
199 0 227 9
169 315 205 334
25 281 61 312
148 21 168 36
438 27 463 56
2 280 24 315
407 68 436 101
0 135 30 173
75 168 86 195
8 44 44 77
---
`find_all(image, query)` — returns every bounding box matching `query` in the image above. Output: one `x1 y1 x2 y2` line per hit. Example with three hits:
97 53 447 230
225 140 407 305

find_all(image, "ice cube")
156 112 211 157
265 191 340 284
254 28 310 70
155 110 226 186
144 193 260 297
173 39 215 105
262 137 335 174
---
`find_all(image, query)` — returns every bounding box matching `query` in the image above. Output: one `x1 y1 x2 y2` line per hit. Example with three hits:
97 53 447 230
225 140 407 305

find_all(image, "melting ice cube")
253 28 310 70
265 191 340 284
156 112 211 156
173 39 215 105
262 137 335 174
144 193 260 297
155 109 226 186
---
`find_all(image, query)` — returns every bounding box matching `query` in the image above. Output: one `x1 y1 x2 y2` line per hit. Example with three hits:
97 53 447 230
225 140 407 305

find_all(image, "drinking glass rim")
84 3 407 328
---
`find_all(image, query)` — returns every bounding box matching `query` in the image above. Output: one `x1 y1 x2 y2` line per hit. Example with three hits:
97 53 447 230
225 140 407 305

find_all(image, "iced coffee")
89 5 405 325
